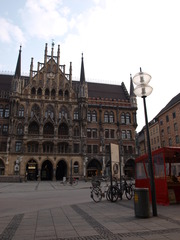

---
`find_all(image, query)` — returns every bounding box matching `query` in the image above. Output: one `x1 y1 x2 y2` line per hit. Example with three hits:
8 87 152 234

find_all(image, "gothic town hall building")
0 43 137 181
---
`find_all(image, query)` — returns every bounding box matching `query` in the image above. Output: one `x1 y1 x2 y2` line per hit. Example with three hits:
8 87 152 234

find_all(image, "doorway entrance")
87 159 102 177
56 160 67 180
41 160 53 180
26 159 38 181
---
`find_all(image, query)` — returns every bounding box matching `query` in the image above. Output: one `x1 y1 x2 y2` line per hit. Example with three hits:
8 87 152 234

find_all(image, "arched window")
45 88 50 97
19 105 24 117
4 105 9 118
37 88 42 96
17 123 24 135
74 109 79 120
109 111 114 123
121 113 125 124
126 113 131 124
45 105 54 119
31 87 36 95
104 111 109 123
28 121 39 134
31 104 40 118
51 89 56 98
58 123 68 136
92 110 97 122
65 90 69 99
74 161 79 174
59 89 63 97
43 122 54 135
87 111 91 122
0 105 3 117
74 126 79 136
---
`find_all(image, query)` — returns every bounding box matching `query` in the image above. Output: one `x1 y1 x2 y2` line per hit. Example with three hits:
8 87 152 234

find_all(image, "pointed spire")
130 74 136 97
80 53 85 83
15 46 22 78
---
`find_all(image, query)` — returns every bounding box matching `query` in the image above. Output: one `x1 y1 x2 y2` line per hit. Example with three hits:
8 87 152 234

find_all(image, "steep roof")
0 74 12 91
130 74 136 97
0 74 130 101
156 92 180 117
14 46 22 78
80 53 85 83
87 82 129 100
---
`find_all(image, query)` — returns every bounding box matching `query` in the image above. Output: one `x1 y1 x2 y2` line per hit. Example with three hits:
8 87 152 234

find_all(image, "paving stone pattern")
0 202 180 240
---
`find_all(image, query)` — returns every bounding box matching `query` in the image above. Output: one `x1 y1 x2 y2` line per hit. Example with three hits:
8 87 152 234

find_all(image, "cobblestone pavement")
0 182 180 240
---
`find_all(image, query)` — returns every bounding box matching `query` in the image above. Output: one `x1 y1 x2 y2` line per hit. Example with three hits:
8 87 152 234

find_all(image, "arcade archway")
87 159 102 177
26 159 38 181
41 160 53 180
56 160 67 180
124 159 135 178
0 159 5 175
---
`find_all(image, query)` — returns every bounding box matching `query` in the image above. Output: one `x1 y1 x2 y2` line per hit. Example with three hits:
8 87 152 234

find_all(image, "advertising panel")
110 143 120 180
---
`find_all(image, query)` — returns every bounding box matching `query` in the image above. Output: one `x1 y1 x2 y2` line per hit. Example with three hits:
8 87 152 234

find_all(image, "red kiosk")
135 147 180 205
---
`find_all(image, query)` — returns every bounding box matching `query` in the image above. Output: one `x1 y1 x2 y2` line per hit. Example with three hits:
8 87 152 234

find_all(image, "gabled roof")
156 92 180 117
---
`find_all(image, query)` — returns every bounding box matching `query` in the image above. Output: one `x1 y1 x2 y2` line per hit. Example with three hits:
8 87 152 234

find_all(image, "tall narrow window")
109 111 114 123
87 111 91 122
0 105 3 117
92 110 97 122
74 109 79 120
92 129 97 138
15 142 22 152
105 129 109 138
19 105 24 117
126 113 131 124
121 113 125 124
104 111 109 123
74 162 79 174
127 130 131 139
87 129 91 138
4 105 9 118
122 130 126 139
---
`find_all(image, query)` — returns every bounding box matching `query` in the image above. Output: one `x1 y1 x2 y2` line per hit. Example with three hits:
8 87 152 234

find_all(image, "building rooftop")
0 74 130 101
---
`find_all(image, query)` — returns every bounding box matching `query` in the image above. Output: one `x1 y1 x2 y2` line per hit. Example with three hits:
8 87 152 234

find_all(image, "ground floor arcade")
0 156 135 181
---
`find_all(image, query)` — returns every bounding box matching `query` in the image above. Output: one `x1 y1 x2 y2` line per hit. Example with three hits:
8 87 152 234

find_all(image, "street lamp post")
133 68 157 217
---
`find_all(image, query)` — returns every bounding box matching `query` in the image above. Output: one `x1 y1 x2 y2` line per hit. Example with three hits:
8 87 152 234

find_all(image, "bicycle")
112 177 133 200
90 178 119 203
120 177 133 200
62 177 78 186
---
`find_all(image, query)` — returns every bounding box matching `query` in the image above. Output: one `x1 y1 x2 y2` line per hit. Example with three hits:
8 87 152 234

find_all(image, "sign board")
110 143 120 180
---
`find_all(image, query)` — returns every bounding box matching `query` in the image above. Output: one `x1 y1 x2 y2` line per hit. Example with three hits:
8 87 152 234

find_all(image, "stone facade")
0 43 138 181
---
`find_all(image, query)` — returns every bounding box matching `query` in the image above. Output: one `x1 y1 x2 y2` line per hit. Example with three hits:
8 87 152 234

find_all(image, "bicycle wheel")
106 186 118 202
91 187 102 203
125 186 133 200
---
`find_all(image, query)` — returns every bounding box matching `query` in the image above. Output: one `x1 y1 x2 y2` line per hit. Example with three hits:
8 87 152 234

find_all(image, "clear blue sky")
0 0 179 132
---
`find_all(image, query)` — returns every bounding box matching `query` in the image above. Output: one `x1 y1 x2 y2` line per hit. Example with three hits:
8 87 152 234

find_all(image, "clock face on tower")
47 72 55 79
